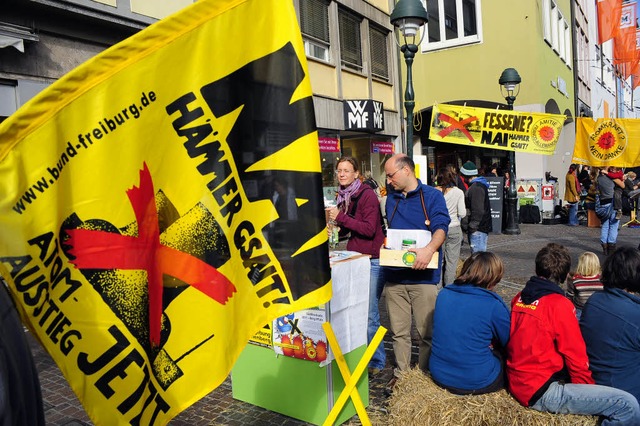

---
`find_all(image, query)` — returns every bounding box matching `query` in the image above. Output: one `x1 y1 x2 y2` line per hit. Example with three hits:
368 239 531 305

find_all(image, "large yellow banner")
0 0 332 424
574 117 640 166
429 104 565 155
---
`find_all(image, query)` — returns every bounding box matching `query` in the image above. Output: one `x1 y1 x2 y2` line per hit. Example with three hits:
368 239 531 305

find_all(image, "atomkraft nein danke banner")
574 117 640 167
429 104 566 155
0 0 332 424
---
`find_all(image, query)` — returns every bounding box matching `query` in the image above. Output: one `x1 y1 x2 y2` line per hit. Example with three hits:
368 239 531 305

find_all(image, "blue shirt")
384 180 450 284
429 284 511 391
580 287 640 403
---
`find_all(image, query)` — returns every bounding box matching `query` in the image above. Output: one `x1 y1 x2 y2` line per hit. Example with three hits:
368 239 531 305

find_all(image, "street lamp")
390 0 428 160
499 67 522 235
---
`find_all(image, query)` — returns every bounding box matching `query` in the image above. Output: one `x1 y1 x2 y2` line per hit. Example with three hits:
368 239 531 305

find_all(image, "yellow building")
295 0 402 197
403 0 576 185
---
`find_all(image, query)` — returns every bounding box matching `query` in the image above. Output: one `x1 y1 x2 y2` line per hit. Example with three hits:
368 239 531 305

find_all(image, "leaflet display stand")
232 255 371 425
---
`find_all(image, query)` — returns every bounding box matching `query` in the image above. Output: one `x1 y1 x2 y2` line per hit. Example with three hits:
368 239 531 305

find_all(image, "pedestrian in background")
597 167 625 255
565 164 580 226
326 156 386 375
447 163 467 192
435 166 466 287
578 165 591 193
460 161 492 253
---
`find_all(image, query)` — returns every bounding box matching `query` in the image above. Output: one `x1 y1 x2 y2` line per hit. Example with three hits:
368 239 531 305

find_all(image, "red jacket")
506 277 594 407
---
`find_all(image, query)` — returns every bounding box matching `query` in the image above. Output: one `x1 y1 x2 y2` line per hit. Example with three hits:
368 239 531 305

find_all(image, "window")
423 0 481 51
300 0 330 61
369 25 389 80
542 0 571 67
339 8 363 71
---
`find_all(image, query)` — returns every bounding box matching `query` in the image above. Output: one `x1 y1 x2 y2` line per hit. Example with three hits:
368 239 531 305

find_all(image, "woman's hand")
327 206 340 222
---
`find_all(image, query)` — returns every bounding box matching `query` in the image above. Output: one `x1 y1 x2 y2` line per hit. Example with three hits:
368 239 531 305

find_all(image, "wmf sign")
343 99 384 132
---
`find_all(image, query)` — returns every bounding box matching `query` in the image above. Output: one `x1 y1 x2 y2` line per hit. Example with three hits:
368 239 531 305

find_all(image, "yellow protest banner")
574 117 640 167
0 0 331 424
429 104 565 155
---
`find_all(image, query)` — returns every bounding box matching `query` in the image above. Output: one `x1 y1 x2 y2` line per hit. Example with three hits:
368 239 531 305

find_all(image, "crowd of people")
325 154 640 424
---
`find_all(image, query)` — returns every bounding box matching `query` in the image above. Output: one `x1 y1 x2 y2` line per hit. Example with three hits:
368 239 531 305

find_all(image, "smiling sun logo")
588 120 627 161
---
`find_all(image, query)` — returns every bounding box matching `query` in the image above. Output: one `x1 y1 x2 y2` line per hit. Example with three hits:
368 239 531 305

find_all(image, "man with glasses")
382 154 450 394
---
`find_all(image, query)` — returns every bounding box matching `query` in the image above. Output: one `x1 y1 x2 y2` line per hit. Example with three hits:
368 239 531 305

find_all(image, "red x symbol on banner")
437 113 479 142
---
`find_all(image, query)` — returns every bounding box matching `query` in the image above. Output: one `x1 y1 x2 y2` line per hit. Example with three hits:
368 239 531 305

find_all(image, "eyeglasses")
386 167 404 179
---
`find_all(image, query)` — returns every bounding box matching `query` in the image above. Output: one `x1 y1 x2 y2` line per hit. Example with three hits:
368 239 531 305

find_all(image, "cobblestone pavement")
26 220 640 425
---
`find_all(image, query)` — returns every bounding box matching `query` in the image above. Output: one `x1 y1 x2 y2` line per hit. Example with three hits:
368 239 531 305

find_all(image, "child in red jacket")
506 243 640 424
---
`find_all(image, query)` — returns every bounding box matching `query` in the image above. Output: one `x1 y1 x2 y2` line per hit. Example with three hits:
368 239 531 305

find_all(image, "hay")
386 368 597 426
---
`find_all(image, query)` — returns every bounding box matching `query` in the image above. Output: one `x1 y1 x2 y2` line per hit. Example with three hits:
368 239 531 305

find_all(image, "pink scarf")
336 179 362 213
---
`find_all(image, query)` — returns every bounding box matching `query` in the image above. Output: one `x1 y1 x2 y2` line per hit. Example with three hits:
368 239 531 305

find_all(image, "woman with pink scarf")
326 156 386 374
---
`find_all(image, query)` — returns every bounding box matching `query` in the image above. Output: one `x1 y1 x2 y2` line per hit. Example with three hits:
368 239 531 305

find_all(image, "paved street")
26 220 640 425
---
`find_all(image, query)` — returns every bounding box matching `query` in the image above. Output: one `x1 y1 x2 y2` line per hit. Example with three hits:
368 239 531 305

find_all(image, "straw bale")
385 368 597 426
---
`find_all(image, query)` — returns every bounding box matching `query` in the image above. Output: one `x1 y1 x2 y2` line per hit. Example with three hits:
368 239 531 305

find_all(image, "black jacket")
465 177 492 234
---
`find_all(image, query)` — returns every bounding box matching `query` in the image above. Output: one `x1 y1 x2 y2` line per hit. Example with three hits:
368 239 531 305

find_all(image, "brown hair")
535 243 571 284
336 156 359 173
436 167 456 193
454 252 504 289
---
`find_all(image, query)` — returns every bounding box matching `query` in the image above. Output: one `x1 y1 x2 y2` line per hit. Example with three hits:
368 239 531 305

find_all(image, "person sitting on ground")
566 251 602 319
429 252 510 395
580 247 640 405
506 243 640 424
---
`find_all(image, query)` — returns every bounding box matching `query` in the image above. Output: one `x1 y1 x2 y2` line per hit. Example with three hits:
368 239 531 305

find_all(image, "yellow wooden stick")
321 323 386 426
322 323 369 425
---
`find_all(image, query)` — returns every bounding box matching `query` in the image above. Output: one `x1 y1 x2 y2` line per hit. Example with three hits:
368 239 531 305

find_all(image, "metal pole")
503 95 521 235
402 43 418 160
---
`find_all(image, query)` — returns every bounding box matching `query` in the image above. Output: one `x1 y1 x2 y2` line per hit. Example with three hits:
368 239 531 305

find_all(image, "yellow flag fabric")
428 104 565 155
574 117 640 166
0 0 332 424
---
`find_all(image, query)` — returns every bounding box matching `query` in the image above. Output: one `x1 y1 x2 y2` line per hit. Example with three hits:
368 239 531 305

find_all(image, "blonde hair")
575 252 601 277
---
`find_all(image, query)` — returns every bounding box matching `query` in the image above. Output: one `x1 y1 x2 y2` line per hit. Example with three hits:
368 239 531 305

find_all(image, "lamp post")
390 0 428 160
499 67 522 235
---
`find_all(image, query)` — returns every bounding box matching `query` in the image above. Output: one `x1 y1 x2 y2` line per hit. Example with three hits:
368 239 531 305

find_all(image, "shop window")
300 0 330 62
369 25 389 81
339 7 363 71
423 0 481 51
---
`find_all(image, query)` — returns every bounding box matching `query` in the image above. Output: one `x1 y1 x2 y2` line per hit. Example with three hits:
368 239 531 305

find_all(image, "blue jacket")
429 284 510 391
580 288 640 403
384 180 450 284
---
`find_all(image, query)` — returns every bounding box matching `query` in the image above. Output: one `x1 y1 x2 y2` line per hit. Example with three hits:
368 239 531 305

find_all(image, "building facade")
294 0 401 199
404 0 578 192
1 0 403 200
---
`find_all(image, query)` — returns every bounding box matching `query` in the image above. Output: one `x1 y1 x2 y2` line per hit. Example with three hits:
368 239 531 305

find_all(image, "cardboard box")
379 248 439 268
379 229 437 268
